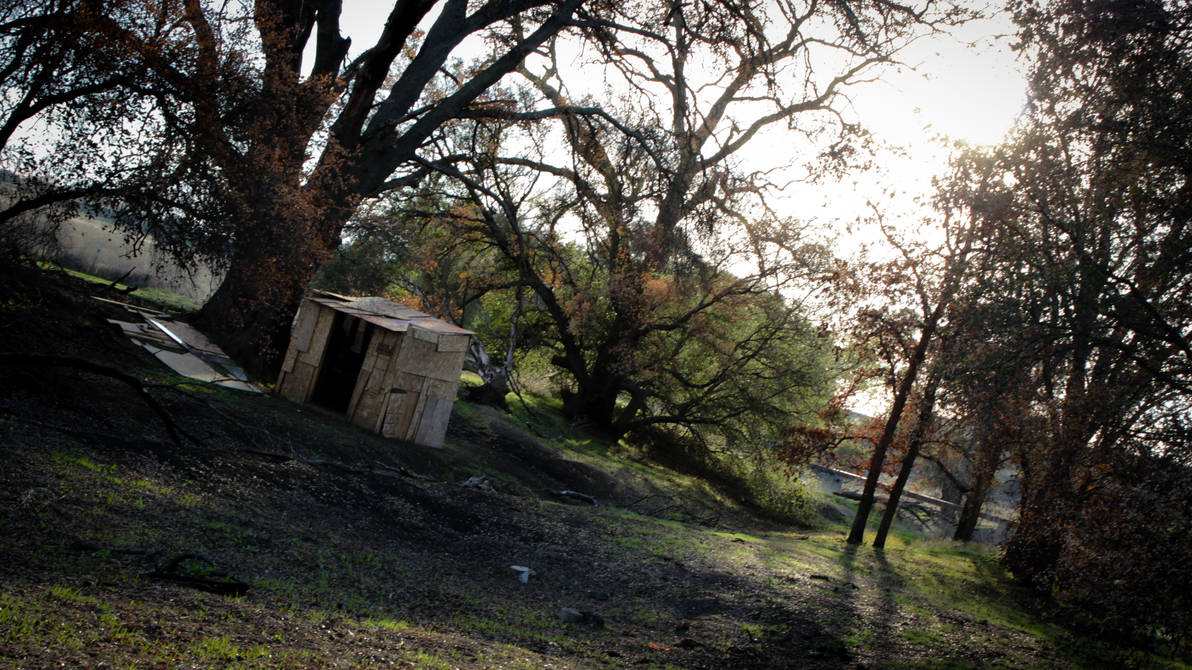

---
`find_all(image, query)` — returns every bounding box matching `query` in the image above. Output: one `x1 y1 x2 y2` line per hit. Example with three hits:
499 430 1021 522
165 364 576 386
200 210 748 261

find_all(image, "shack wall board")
275 296 471 448
276 300 336 404
347 329 404 431
380 388 412 439
394 331 468 382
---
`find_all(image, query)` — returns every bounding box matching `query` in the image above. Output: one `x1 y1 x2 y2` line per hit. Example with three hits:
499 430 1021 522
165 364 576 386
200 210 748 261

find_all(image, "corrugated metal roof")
309 295 473 336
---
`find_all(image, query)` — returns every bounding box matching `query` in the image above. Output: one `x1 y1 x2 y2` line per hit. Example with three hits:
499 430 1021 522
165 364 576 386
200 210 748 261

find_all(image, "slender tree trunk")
847 307 944 544
873 371 940 549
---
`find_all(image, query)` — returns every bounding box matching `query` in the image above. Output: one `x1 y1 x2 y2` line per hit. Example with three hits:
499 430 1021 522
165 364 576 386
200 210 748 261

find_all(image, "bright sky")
332 4 1025 232
860 15 1025 148
782 12 1027 253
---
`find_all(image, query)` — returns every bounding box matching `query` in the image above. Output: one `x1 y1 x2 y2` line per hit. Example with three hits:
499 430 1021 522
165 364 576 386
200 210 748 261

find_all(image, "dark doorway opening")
310 312 375 413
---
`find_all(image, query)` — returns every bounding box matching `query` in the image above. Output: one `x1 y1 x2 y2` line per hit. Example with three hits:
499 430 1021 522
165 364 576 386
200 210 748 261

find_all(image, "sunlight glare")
858 17 1026 148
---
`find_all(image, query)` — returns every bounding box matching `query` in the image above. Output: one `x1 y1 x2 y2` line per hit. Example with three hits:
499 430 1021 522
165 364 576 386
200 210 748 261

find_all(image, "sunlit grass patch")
360 616 410 632
40 263 202 312
48 449 195 515
45 585 97 605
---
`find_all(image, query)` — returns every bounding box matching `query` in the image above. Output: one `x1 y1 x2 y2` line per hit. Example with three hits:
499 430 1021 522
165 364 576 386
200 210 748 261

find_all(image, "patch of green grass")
403 649 454 669
842 626 876 649
0 595 65 652
740 622 765 641
728 528 1073 651
49 450 196 517
46 585 95 605
45 263 202 312
361 617 411 633
51 450 114 474
129 285 202 312
902 628 946 646
451 397 491 428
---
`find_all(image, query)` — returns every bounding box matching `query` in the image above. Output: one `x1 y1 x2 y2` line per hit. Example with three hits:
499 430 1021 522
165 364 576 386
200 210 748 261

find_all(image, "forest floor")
0 265 1183 669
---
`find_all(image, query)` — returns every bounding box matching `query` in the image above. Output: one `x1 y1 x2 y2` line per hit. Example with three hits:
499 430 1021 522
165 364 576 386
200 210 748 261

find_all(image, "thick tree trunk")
952 474 991 542
192 250 312 379
953 438 1000 542
937 461 963 527
191 200 345 380
561 383 622 433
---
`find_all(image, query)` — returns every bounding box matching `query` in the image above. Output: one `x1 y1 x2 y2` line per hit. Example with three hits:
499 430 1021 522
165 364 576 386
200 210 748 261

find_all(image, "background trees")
0 0 185 252
410 0 958 439
837 213 976 545
3 0 963 381
941 0 1192 647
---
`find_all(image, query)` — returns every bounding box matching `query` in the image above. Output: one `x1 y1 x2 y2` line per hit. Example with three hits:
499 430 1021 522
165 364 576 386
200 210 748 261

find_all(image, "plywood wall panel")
292 300 320 352
413 395 452 447
436 334 470 353
308 308 335 359
426 378 458 399
380 390 410 438
280 362 316 403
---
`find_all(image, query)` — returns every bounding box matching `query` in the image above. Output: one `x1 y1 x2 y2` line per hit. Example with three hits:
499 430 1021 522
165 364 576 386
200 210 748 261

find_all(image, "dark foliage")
945 0 1192 651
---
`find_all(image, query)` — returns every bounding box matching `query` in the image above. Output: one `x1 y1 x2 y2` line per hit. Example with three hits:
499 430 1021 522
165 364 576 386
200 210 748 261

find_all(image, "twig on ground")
148 552 251 597
551 489 599 506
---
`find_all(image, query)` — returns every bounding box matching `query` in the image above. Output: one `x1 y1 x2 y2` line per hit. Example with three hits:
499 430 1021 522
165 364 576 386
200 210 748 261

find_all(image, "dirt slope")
0 267 1171 669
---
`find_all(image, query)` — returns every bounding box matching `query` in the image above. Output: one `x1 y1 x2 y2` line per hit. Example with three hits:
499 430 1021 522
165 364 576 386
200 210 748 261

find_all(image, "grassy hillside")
0 266 1183 669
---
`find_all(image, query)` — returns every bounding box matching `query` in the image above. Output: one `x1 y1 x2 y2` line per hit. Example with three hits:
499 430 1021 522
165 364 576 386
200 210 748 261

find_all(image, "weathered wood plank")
280 362 316 403
403 377 432 442
436 334 470 353
292 300 320 352
413 395 452 447
380 389 410 439
308 307 335 359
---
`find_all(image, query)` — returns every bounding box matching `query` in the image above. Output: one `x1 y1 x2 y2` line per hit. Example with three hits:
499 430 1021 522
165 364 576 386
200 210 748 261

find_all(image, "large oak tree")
3 0 592 374
401 0 962 436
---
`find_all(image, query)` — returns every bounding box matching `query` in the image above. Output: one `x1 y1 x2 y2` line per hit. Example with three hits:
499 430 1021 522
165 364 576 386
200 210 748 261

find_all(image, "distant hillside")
1 172 221 302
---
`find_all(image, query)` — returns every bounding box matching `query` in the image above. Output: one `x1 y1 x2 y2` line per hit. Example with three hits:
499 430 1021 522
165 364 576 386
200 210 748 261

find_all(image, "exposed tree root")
0 352 197 448
72 541 249 597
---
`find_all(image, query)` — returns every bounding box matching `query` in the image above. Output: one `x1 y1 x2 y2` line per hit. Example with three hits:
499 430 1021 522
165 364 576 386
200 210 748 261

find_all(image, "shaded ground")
0 267 1177 669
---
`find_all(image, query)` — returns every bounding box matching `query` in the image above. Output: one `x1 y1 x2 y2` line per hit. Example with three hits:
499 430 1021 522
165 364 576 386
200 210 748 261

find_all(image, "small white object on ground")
510 565 535 583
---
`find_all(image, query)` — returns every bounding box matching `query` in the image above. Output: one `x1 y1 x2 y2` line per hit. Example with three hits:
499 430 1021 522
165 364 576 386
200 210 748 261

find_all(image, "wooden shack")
275 293 473 447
